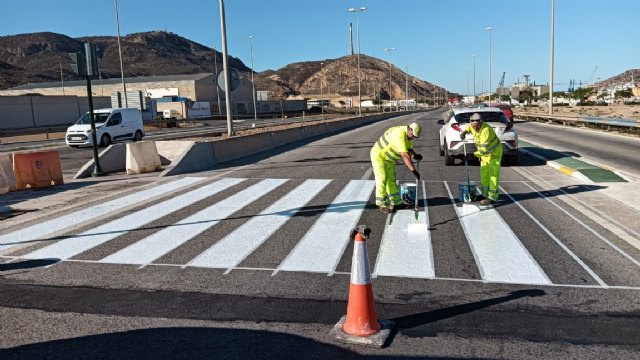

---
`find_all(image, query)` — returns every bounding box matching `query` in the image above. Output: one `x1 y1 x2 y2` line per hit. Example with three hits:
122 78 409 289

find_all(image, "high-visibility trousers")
370 148 402 207
479 147 502 201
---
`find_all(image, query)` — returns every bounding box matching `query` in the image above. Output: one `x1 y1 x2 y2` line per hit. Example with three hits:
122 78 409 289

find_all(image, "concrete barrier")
212 132 275 163
0 153 17 194
13 150 64 189
156 141 195 165
160 142 218 177
126 141 162 174
74 144 127 179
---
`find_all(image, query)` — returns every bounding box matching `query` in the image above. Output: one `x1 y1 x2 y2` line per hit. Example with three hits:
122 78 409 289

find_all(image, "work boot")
479 198 494 207
379 206 390 214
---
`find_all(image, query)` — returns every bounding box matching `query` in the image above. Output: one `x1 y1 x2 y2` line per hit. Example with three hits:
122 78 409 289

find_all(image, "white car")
437 106 518 166
66 108 144 147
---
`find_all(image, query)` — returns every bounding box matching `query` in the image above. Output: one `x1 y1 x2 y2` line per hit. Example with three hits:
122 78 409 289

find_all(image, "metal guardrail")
515 113 640 132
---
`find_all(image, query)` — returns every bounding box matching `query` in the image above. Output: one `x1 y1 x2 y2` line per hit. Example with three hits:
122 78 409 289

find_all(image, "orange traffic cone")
330 225 394 347
342 226 380 336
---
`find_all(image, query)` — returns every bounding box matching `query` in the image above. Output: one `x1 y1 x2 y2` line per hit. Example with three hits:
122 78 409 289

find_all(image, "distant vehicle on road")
65 108 144 147
438 106 519 166
494 103 514 123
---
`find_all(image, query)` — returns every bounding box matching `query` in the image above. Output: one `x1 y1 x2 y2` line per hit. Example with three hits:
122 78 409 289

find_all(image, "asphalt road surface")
1 110 640 359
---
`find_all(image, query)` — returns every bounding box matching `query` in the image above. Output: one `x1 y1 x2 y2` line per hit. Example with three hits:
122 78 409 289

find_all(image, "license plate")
70 137 83 141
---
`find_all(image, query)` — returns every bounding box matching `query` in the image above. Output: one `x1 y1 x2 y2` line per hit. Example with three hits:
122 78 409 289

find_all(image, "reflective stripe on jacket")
371 126 413 162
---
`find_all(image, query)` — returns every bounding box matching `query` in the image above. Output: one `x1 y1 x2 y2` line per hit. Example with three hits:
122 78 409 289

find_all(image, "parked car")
494 103 514 123
437 106 518 166
66 108 145 147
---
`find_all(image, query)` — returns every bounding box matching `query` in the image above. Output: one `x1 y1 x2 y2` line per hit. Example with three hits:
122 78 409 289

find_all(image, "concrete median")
126 141 162 175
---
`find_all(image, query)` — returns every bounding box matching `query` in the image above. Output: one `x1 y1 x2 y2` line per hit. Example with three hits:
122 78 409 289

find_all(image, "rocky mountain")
594 69 640 89
0 31 446 100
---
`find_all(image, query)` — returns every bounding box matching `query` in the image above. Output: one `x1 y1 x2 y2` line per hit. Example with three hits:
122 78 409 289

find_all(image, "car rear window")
454 112 509 125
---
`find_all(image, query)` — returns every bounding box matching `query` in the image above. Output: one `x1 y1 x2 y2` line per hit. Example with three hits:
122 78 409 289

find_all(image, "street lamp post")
466 67 470 103
213 47 222 115
384 47 395 111
219 0 233 136
320 62 324 115
113 0 128 108
348 6 366 116
549 0 555 115
249 35 257 121
405 65 410 111
485 26 492 105
472 54 476 100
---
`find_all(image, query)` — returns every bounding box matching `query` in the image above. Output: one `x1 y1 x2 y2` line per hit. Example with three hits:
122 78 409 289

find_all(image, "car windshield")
454 112 509 126
76 112 109 125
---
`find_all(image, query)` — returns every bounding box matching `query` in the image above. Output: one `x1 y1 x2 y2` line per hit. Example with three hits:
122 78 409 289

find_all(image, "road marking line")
187 179 331 270
0 177 204 253
374 180 435 278
444 181 552 285
100 179 287 265
21 178 246 261
499 185 607 287
275 180 375 274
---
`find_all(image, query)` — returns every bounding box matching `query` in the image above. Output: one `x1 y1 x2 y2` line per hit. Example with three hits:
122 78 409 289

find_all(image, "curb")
519 148 591 182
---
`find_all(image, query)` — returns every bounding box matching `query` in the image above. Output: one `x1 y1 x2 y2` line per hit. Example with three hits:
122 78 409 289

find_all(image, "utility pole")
219 0 233 136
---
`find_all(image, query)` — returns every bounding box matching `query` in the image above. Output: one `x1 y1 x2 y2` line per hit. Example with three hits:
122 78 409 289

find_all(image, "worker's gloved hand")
412 170 420 180
460 132 466 140
413 153 423 161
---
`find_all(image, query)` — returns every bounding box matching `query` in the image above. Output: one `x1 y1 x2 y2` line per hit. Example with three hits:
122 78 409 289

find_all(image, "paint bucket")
458 181 478 203
400 183 417 206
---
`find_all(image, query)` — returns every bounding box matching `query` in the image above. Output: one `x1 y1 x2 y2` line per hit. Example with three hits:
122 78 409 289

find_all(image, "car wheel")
134 130 143 141
438 139 445 156
444 151 455 166
100 133 111 147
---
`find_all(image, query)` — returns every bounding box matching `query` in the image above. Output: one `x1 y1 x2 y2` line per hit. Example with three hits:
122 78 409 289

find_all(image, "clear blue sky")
2 0 638 95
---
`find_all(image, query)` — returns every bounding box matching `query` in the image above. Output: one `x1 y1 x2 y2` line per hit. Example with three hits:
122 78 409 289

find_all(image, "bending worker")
460 112 502 207
370 122 423 214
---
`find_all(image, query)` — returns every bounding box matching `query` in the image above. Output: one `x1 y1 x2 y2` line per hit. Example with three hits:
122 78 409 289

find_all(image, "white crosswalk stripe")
276 179 376 274
0 177 204 253
99 178 287 265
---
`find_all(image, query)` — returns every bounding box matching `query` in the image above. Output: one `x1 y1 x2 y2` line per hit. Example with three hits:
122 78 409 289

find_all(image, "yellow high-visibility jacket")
464 122 501 158
371 126 413 161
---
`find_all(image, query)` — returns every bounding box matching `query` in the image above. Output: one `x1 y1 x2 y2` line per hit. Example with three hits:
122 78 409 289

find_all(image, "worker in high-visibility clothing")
370 122 423 214
460 112 502 207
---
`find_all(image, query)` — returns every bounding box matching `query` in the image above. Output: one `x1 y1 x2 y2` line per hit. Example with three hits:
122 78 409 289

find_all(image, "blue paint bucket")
400 183 417 206
458 182 478 203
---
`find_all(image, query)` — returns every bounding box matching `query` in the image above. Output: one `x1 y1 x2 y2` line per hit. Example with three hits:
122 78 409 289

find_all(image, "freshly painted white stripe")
455 202 551 285
22 178 245 261
350 241 372 285
500 185 607 286
100 179 287 265
276 180 375 273
374 182 434 278
0 177 204 253
187 179 331 269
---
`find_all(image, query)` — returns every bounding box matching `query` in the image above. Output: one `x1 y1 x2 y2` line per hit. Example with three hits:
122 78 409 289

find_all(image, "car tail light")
451 123 461 131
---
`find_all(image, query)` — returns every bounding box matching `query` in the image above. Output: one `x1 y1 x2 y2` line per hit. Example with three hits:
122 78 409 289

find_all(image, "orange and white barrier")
329 225 394 347
126 141 161 175
0 153 17 194
12 150 63 190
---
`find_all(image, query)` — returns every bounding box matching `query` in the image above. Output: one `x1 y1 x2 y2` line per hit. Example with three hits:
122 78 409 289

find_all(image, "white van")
66 108 145 147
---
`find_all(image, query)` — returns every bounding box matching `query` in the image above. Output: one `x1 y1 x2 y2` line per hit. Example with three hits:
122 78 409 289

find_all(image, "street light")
466 67 470 103
485 26 492 105
219 0 233 136
472 54 476 101
113 0 128 107
405 65 410 111
348 6 366 116
549 0 555 115
320 62 324 115
249 35 257 121
384 47 395 111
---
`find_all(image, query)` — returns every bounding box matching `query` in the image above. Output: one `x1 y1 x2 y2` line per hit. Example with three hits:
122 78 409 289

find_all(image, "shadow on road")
0 258 59 272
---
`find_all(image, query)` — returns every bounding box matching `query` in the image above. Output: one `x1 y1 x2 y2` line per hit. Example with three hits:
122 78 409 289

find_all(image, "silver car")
437 106 518 166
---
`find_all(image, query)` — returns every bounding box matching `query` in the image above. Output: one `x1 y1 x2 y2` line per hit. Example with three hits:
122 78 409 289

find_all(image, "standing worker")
370 122 423 213
460 113 502 207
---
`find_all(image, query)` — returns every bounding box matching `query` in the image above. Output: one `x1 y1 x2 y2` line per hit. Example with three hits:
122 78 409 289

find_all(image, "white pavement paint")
374 181 434 278
188 179 331 270
0 177 204 253
456 203 551 285
276 180 375 274
100 178 287 265
22 178 245 261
